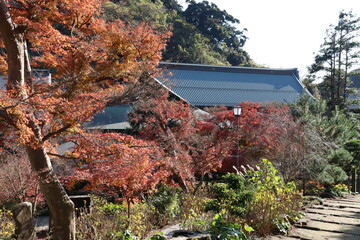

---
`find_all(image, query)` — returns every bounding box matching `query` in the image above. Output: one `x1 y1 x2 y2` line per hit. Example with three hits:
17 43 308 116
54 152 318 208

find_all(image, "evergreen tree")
290 97 360 185
103 0 254 66
182 0 250 66
103 0 172 30
309 10 360 107
159 0 183 13
162 17 229 65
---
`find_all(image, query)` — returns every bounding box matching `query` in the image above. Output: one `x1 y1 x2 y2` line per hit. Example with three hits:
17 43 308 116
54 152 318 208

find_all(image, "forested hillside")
103 0 255 66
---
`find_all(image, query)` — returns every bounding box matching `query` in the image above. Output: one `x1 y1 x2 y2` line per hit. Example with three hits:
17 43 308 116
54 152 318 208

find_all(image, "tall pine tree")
309 10 360 107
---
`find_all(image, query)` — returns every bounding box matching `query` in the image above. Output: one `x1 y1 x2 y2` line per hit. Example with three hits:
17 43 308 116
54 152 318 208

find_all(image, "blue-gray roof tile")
158 62 308 107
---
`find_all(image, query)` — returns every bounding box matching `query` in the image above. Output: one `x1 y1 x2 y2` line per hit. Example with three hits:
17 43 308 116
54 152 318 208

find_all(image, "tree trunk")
0 1 76 239
27 146 75 240
0 0 25 90
337 29 344 104
343 49 349 100
330 52 335 104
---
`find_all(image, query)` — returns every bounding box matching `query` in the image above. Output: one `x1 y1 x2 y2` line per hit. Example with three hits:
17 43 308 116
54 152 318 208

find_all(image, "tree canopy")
183 0 249 66
309 10 360 107
104 0 254 66
0 0 169 238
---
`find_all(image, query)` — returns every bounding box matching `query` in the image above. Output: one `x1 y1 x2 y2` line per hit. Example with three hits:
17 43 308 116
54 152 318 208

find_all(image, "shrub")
180 188 214 232
205 174 254 217
208 214 250 240
128 202 157 237
149 233 166 240
74 160 303 238
244 159 303 236
245 187 301 236
328 148 353 168
304 181 325 196
320 184 349 198
76 196 157 239
147 185 182 227
318 164 348 186
76 197 123 240
0 208 15 240
333 183 349 193
101 202 127 216
205 159 303 237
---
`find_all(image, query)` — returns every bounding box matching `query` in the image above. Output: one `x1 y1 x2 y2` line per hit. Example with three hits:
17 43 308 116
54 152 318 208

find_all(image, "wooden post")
352 166 357 193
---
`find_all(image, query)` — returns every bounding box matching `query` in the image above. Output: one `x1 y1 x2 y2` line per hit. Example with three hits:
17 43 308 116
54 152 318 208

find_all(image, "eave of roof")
87 122 131 130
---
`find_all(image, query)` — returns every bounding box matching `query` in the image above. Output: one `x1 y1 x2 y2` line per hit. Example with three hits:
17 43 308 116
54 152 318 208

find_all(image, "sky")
178 0 360 78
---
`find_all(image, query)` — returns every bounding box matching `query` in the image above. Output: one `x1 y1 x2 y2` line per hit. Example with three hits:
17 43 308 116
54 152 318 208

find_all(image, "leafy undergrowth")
205 159 303 238
0 208 15 240
73 159 303 239
0 160 304 239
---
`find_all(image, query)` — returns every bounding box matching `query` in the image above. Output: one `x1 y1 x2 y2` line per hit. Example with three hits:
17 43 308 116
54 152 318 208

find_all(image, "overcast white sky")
178 0 360 78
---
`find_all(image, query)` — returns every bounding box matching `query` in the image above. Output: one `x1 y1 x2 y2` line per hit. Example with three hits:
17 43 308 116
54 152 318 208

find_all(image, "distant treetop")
103 0 254 66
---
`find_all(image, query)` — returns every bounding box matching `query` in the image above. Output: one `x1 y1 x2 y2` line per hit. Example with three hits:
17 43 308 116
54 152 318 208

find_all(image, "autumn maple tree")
203 102 299 172
0 0 169 239
66 132 169 218
129 91 196 191
237 102 296 163
128 92 302 192
129 90 235 192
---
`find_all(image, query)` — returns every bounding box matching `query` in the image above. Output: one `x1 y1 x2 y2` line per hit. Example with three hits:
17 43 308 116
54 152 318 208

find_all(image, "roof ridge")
160 62 298 73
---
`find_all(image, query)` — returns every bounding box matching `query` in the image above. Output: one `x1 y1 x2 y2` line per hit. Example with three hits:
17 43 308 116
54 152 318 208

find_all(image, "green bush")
318 164 348 186
109 230 138 240
244 159 303 236
74 160 303 238
101 202 127 215
323 183 350 198
344 139 360 164
208 214 250 240
149 233 166 240
333 183 349 193
205 174 254 217
76 196 157 239
205 159 302 237
147 185 181 226
180 189 214 232
328 148 353 168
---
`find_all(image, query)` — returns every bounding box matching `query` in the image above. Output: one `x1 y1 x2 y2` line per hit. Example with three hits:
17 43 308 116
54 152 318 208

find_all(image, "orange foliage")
207 102 297 171
66 132 168 201
0 0 169 145
0 0 170 202
129 92 235 190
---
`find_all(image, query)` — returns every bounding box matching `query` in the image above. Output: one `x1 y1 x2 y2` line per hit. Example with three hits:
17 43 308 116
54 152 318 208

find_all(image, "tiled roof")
157 62 309 107
85 105 132 129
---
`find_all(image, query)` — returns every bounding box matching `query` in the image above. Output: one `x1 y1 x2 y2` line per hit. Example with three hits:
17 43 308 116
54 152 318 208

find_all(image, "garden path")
269 194 360 240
